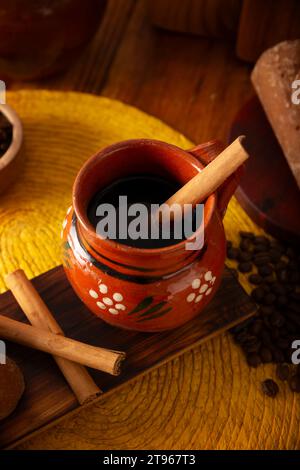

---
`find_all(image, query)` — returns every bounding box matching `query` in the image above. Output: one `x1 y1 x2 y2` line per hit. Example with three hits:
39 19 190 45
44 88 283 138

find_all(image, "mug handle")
188 140 243 219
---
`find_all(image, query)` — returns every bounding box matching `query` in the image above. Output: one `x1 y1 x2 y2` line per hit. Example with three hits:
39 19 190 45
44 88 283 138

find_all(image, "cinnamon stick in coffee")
5 270 102 404
0 314 125 375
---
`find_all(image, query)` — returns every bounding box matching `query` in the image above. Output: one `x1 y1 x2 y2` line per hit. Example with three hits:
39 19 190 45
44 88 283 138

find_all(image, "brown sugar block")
251 40 300 188
0 357 25 420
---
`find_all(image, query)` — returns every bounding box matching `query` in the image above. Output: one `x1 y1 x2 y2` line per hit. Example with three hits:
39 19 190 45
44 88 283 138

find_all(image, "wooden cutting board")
0 264 255 448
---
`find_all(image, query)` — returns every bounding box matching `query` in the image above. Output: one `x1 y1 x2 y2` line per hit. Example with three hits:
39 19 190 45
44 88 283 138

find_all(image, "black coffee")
87 174 199 249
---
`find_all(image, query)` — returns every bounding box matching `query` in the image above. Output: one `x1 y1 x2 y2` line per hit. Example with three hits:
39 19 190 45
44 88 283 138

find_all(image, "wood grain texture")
0 265 255 448
148 0 242 39
5 0 300 450
237 0 300 62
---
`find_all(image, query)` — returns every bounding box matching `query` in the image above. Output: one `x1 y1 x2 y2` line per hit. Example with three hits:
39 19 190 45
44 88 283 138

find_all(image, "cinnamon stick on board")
5 270 101 404
0 314 125 375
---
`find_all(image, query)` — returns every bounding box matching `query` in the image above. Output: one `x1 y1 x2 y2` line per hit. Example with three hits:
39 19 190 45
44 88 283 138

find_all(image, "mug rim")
73 138 216 256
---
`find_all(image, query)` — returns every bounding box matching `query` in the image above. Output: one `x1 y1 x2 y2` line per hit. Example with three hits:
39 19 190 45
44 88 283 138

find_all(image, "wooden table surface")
8 0 299 450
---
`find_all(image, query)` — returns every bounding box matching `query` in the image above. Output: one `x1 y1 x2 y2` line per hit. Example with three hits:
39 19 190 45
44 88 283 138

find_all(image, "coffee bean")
263 293 276 305
277 295 288 306
287 259 298 271
286 247 295 259
264 275 275 284
291 291 300 301
277 269 288 283
238 261 252 273
244 337 261 353
275 260 287 271
271 327 280 340
253 255 271 266
227 247 239 259
261 379 279 397
260 329 273 347
276 364 290 381
240 237 253 251
270 241 285 253
248 273 263 285
253 244 268 254
229 268 238 279
277 337 291 350
262 284 271 293
251 286 265 303
285 319 297 334
258 264 273 277
260 306 273 315
289 271 300 283
254 236 270 246
262 315 271 329
259 346 273 363
272 348 285 363
271 283 286 296
240 231 255 239
238 251 253 262
250 320 263 335
247 353 261 368
289 375 300 393
268 249 281 263
270 312 285 327
286 310 300 327
234 330 250 344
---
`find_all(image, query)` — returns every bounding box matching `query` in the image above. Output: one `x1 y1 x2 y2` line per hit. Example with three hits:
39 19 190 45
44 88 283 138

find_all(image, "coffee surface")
88 174 199 249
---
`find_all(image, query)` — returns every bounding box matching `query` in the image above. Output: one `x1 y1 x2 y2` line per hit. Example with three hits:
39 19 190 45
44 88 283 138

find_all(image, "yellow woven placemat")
0 90 262 295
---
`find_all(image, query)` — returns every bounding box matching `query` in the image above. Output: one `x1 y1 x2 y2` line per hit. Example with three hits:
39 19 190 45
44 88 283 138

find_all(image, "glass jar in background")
0 0 107 81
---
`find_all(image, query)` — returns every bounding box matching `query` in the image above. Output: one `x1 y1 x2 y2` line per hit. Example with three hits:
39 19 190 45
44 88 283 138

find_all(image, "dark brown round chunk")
253 255 271 266
0 357 25 420
253 244 268 254
247 353 261 368
248 273 263 285
254 235 270 246
259 346 273 363
238 261 252 273
276 364 290 381
261 379 279 398
289 375 300 393
238 251 253 262
227 247 239 259
239 231 255 239
239 239 253 252
258 264 273 277
263 293 276 305
251 286 265 303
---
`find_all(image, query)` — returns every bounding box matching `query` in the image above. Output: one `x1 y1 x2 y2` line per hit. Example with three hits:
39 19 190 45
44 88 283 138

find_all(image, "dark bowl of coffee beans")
0 104 23 195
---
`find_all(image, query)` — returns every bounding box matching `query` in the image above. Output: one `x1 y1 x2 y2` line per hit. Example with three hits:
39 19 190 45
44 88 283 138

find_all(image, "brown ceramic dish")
0 104 23 195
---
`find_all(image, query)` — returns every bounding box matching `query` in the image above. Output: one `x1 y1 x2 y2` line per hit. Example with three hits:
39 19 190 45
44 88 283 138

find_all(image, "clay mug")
62 139 241 332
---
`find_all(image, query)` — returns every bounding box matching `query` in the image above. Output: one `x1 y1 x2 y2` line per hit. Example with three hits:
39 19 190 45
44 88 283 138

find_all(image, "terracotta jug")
62 139 241 332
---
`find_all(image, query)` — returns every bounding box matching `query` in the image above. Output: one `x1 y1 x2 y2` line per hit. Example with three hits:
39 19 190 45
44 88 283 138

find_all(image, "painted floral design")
128 296 172 323
88 282 127 315
186 270 216 304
